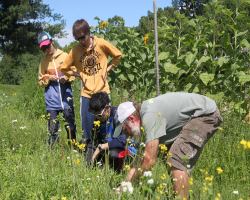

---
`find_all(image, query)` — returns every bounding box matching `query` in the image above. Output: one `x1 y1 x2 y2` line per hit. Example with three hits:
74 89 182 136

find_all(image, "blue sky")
43 0 172 46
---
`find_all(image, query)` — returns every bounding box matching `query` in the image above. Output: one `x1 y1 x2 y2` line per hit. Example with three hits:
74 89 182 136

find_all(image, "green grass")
0 84 249 200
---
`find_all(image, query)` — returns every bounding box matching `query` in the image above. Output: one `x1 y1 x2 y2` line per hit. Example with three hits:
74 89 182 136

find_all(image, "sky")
43 0 172 47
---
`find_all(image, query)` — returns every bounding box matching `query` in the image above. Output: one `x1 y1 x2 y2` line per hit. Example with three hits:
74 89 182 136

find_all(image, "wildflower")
205 175 213 183
140 142 146 148
159 144 168 154
78 143 86 150
12 119 17 123
74 158 80 165
140 126 144 132
19 126 27 130
216 167 224 174
143 171 152 177
147 178 154 185
232 190 239 195
124 165 130 171
160 173 167 180
61 197 67 200
99 21 108 29
94 120 101 128
215 193 221 200
120 181 133 194
240 139 250 149
143 34 149 45
188 177 193 185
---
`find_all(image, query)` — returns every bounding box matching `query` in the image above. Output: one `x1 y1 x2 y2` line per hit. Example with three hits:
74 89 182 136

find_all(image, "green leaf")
238 74 250 85
118 74 127 81
236 30 248 37
124 62 131 68
217 56 229 67
164 63 180 74
199 73 214 85
185 52 195 66
128 74 134 81
197 56 210 67
158 52 169 61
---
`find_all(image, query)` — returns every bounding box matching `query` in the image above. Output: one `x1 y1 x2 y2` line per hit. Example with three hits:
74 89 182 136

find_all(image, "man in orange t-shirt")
60 19 122 153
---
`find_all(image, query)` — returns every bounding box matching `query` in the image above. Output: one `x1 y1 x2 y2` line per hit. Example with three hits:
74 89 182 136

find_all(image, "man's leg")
171 168 189 199
47 110 60 146
168 110 222 199
63 106 76 142
80 96 94 143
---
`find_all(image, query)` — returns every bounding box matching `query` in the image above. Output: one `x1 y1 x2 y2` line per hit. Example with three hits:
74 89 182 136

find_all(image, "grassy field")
0 84 249 200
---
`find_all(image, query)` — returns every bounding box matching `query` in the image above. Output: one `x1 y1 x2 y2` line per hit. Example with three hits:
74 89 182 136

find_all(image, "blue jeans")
47 107 76 140
80 96 95 142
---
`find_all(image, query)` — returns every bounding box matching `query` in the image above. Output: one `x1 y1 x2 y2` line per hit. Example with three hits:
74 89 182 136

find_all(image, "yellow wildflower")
140 126 144 132
99 21 108 29
61 197 67 200
205 175 213 183
78 143 86 150
240 139 250 149
124 164 130 171
215 193 221 200
143 34 149 45
94 120 101 128
160 173 167 180
159 144 168 153
188 177 193 185
216 167 223 174
74 158 81 165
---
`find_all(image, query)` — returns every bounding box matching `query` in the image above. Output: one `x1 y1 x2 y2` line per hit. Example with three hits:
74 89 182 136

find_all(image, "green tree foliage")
172 0 211 17
0 0 65 84
90 0 250 113
0 0 65 55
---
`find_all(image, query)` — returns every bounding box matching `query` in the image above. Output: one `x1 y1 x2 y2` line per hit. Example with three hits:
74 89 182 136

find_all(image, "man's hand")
114 181 133 194
59 76 67 84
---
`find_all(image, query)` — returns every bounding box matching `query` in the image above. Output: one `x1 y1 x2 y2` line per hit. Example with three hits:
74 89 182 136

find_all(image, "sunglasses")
41 44 51 51
76 35 87 41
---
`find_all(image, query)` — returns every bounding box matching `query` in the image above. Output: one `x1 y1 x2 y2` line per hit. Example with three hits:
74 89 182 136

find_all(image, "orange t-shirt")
60 36 122 98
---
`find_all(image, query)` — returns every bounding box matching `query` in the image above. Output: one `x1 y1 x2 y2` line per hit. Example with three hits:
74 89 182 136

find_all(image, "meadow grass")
0 84 249 200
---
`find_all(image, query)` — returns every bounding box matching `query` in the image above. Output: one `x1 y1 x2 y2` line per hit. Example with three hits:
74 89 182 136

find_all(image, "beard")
127 121 141 137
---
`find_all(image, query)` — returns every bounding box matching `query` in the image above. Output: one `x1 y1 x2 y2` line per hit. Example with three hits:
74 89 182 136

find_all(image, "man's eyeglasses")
41 44 51 51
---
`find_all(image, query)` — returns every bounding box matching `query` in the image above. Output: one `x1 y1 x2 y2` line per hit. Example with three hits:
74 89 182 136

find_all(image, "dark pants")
80 96 95 142
47 107 76 141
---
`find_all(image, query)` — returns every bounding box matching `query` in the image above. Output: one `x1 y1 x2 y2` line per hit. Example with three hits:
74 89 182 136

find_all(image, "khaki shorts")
167 110 222 172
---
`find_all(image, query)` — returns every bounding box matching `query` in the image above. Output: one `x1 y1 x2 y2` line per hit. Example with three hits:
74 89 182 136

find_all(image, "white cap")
113 101 136 138
117 102 136 123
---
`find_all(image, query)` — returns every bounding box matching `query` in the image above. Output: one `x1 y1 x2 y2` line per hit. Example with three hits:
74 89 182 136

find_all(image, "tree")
0 0 65 55
172 0 211 17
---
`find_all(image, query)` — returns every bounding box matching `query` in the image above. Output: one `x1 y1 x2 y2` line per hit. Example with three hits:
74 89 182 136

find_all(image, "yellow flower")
160 173 167 180
61 197 67 200
159 144 168 153
99 21 108 29
143 34 149 45
188 177 193 185
216 167 223 174
215 193 221 200
94 120 101 128
74 158 81 165
140 126 144 132
240 139 250 149
78 143 86 150
124 164 130 171
205 175 213 183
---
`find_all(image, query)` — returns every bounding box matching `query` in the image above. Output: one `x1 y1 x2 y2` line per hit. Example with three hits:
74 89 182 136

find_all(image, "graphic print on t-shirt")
80 50 102 76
